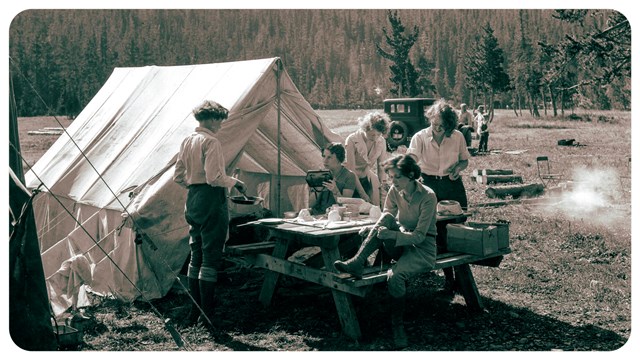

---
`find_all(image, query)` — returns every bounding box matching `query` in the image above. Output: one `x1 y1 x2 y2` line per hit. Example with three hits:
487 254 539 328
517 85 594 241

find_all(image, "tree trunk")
531 92 540 118
540 87 547 116
518 93 522 116
489 91 495 121
549 84 557 117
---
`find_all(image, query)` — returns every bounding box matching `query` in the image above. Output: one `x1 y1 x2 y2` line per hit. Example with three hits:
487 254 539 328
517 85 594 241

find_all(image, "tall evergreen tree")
375 10 421 97
465 23 511 119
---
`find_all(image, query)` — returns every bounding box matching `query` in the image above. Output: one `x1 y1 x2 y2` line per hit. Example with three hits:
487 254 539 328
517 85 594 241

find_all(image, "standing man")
174 100 246 330
457 103 474 147
458 103 474 128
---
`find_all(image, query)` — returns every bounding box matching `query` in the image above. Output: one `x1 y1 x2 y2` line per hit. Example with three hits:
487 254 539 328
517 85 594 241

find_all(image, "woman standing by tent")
345 111 390 207
173 100 246 331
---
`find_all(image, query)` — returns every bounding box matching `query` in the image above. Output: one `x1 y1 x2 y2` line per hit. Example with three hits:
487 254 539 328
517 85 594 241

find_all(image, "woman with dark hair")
407 98 471 292
334 153 438 349
309 142 359 215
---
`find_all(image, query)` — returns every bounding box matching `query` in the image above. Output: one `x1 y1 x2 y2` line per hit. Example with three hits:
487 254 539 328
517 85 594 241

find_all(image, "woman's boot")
333 230 381 278
391 295 408 349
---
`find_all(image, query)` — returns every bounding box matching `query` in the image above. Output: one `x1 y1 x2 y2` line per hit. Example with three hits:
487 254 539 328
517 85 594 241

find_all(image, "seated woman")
309 142 359 216
333 153 437 349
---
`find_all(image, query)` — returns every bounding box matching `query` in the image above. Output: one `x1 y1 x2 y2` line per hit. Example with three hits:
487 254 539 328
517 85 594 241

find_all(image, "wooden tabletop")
247 213 470 244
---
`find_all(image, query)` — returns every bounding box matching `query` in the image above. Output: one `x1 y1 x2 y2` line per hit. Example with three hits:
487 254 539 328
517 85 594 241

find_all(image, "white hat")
437 200 463 216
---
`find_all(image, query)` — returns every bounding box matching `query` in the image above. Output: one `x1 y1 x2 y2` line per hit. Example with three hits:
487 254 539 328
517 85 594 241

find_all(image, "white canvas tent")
25 57 342 305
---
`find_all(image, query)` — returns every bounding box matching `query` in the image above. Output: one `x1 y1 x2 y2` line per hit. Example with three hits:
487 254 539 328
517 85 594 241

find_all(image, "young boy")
174 100 246 330
475 105 490 153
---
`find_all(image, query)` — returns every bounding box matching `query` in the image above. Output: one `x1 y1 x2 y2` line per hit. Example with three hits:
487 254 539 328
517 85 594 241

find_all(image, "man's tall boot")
391 295 408 349
333 230 381 278
198 279 217 332
186 277 201 326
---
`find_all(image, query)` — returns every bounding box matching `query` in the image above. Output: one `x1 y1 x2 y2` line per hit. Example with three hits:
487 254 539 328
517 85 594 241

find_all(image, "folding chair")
536 156 563 187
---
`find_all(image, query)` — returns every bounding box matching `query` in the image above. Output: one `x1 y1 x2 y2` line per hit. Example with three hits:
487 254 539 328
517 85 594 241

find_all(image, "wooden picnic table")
226 214 510 341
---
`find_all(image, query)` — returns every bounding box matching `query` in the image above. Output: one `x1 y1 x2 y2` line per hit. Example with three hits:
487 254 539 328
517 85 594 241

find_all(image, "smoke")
538 166 630 227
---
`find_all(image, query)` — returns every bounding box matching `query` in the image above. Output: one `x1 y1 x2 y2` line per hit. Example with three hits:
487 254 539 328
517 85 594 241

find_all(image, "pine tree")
464 23 511 119
375 10 421 97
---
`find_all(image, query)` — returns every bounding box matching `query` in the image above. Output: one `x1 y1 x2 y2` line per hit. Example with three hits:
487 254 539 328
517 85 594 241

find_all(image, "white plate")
258 218 284 225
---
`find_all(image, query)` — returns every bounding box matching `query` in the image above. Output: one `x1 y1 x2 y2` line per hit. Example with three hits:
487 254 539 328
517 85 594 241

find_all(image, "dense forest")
9 9 630 117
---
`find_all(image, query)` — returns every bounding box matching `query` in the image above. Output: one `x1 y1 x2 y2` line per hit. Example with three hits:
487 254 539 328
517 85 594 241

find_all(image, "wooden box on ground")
467 221 510 249
446 223 499 256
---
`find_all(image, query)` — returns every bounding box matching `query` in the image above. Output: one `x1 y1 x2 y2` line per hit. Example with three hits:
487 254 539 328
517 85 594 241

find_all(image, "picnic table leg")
321 244 362 341
453 264 483 311
258 237 289 307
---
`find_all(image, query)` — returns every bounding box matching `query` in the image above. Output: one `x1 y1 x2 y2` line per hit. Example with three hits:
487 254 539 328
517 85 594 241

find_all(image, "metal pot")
229 195 264 205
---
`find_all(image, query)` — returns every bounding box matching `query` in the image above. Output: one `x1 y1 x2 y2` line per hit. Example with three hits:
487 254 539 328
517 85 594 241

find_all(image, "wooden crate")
467 221 510 249
446 223 499 256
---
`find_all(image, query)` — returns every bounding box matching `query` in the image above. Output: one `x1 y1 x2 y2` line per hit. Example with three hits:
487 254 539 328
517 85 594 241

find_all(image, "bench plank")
225 241 276 256
335 249 511 287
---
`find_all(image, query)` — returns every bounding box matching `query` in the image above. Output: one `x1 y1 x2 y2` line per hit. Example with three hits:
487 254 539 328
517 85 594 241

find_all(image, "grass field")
16 109 631 351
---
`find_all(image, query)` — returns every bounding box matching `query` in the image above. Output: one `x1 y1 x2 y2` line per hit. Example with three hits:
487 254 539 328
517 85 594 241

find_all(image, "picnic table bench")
224 215 510 341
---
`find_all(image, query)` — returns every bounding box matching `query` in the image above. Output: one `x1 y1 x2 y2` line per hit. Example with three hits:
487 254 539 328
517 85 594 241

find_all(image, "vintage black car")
383 97 435 151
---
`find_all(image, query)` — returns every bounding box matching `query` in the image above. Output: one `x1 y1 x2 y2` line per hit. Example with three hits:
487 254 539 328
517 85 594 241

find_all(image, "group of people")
173 98 485 349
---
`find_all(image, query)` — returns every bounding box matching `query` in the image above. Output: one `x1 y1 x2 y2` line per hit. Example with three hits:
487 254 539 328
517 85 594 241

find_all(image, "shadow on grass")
154 270 626 351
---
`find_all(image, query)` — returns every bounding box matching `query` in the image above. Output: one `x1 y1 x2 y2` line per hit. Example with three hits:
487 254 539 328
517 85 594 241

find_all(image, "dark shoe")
392 323 408 349
443 278 459 294
334 258 365 278
391 295 408 349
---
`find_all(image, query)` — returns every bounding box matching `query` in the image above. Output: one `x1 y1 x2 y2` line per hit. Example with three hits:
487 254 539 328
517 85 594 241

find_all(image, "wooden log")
477 174 523 184
472 169 514 177
485 183 544 199
484 169 514 176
